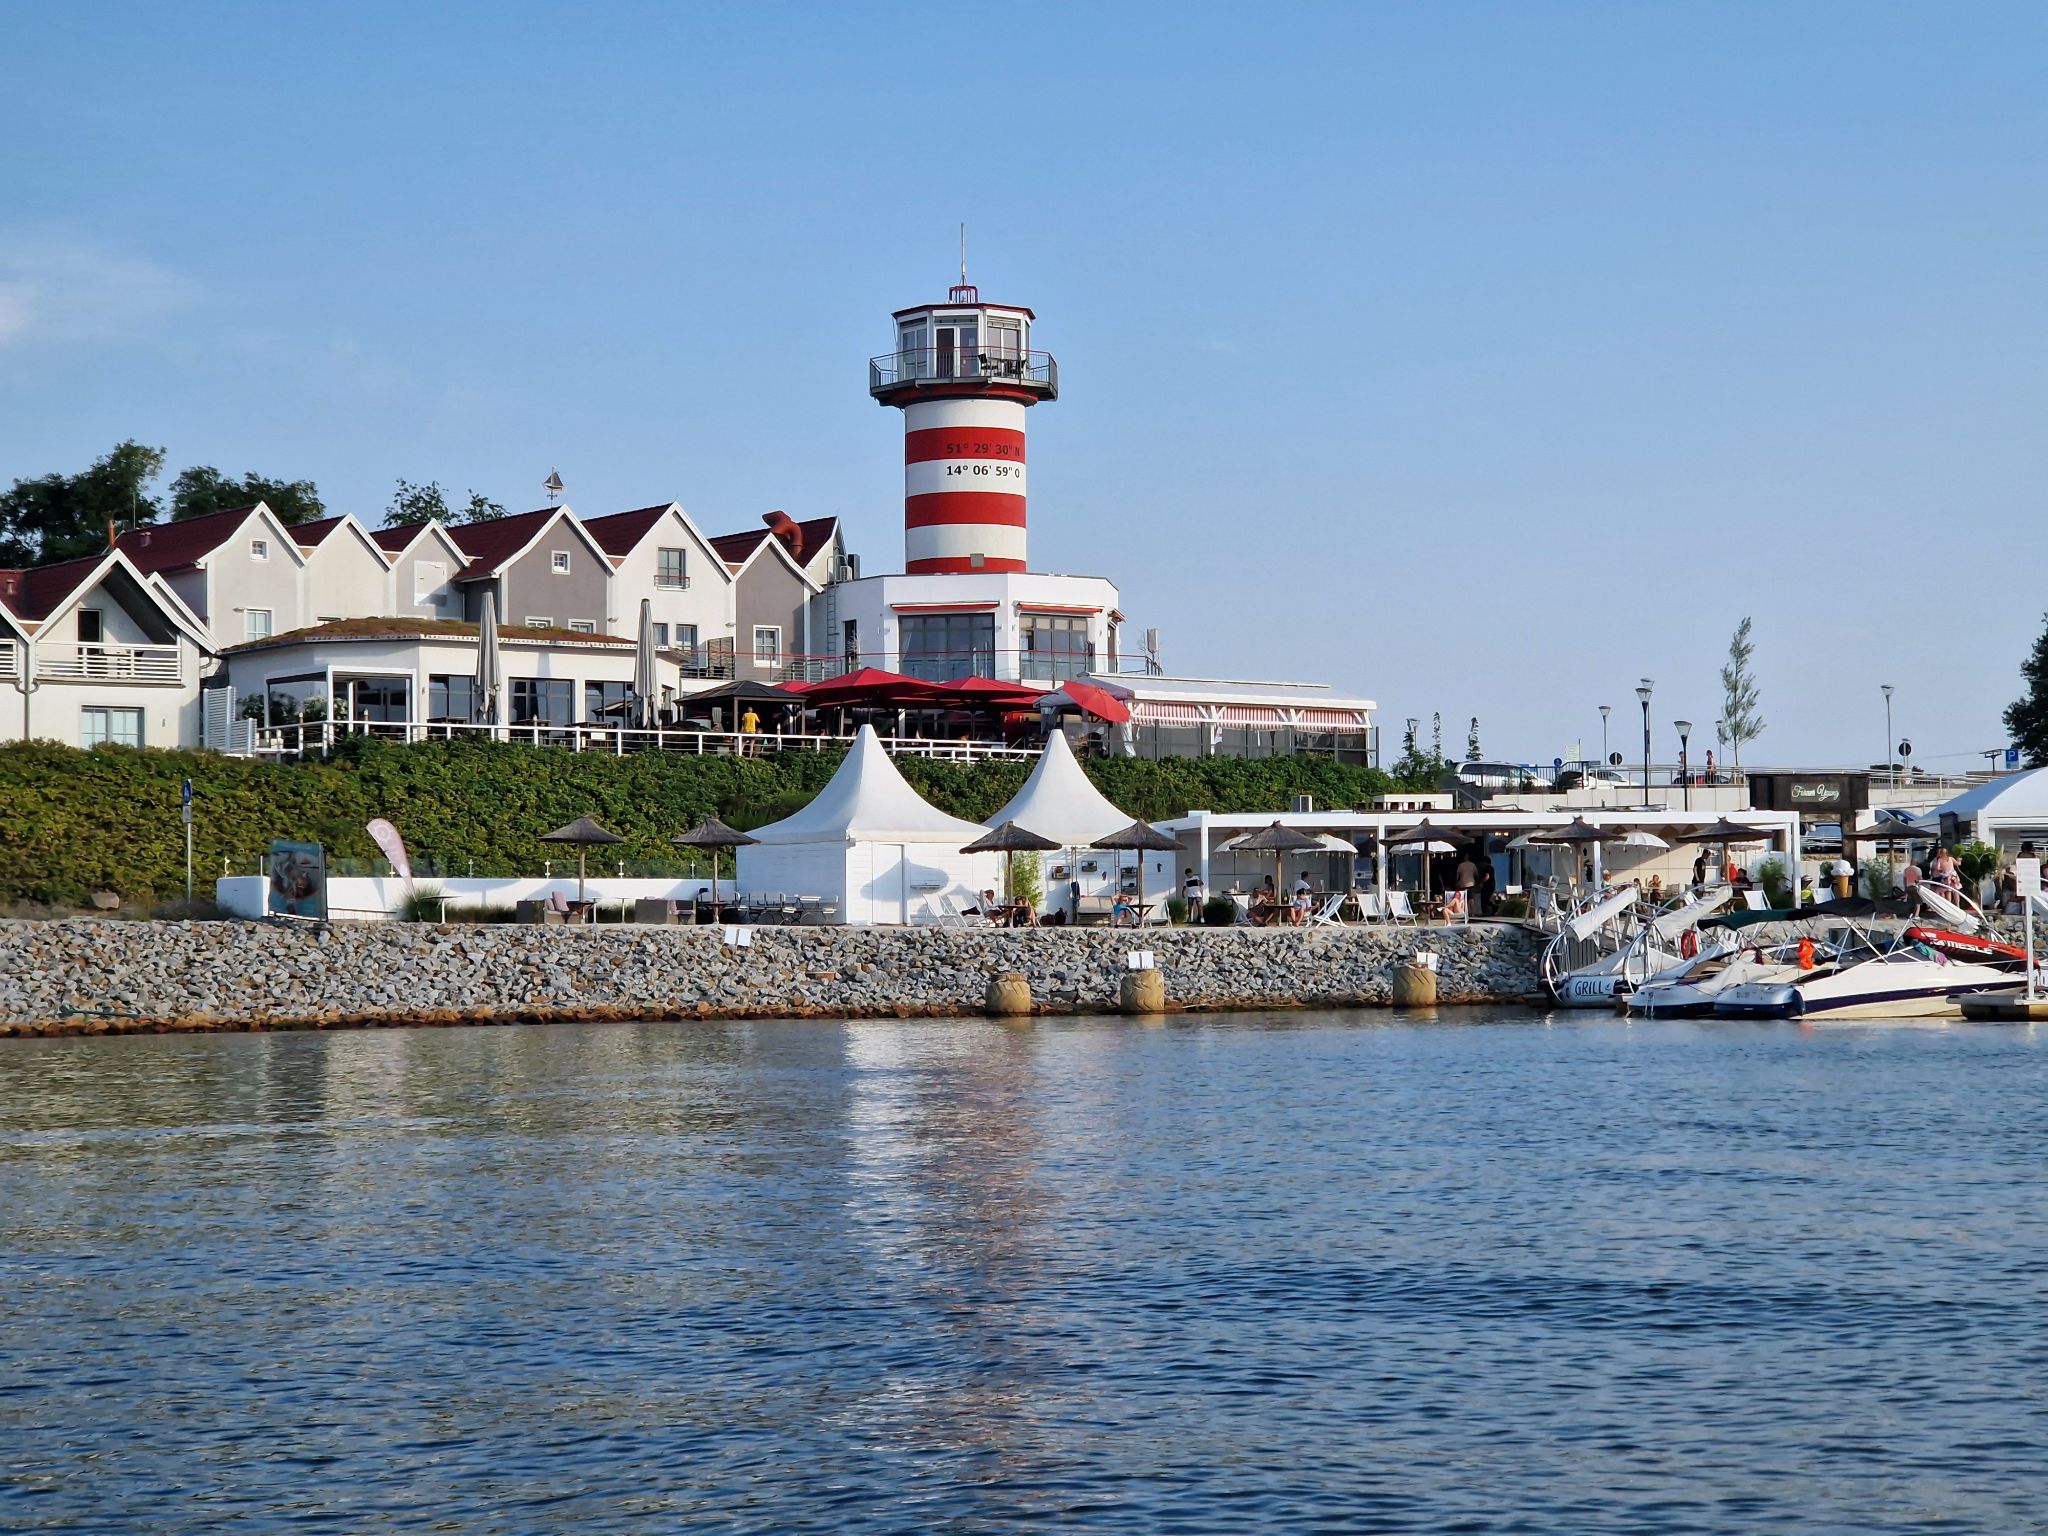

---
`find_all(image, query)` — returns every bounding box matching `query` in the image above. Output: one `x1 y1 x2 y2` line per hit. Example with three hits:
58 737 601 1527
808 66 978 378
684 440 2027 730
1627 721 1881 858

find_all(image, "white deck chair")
1741 889 1770 911
1307 892 1348 927
1385 891 1419 925
1351 890 1384 924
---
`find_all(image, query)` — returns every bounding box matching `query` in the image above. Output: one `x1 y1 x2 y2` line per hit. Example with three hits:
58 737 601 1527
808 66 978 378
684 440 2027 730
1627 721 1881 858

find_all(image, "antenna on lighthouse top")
950 223 977 304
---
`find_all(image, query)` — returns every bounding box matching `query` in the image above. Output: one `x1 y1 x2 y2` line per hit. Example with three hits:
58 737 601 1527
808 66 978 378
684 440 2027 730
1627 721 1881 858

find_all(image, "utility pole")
182 778 194 908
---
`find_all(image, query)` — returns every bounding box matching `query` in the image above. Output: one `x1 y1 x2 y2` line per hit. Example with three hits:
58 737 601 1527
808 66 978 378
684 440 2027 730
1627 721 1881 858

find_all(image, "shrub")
1955 840 2002 896
393 881 450 922
1494 893 1530 919
1165 895 1189 925
1202 894 1238 927
1859 858 1897 901
1756 857 1789 907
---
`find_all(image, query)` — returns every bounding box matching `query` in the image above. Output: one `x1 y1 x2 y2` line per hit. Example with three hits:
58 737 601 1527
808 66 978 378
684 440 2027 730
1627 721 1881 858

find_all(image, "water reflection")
2 1012 2045 1532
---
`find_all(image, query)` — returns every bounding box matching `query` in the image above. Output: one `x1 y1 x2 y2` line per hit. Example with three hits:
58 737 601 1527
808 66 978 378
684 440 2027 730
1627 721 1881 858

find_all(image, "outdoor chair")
1384 890 1420 925
1351 890 1384 924
1741 889 1770 911
1307 892 1349 927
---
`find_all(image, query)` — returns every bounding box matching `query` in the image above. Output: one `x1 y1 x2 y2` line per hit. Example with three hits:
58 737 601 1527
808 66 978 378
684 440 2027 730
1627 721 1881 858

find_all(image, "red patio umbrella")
799 667 948 709
1053 679 1131 724
927 676 1046 710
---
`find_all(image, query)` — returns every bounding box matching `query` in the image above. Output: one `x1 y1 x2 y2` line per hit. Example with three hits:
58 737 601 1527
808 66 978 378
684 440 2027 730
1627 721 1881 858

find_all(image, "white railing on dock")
254 717 1037 762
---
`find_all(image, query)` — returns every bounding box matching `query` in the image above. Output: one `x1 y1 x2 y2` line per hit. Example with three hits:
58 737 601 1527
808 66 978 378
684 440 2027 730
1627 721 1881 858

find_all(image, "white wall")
823 569 1120 682
605 507 734 654
390 526 467 620
206 509 311 645
302 527 393 624
736 840 1003 924
217 874 730 920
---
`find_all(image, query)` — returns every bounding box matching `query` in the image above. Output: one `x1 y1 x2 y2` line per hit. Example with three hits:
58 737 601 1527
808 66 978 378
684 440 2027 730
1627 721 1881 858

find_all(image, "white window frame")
81 705 144 749
250 538 269 561
655 547 688 589
245 608 274 642
752 625 782 663
550 551 571 574
526 617 553 629
651 623 670 646
568 620 596 634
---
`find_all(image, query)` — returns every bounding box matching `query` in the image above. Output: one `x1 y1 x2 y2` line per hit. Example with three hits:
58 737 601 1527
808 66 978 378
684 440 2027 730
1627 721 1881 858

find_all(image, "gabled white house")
583 502 735 673
443 506 616 634
0 549 213 748
113 501 314 648
373 519 470 621
293 514 394 623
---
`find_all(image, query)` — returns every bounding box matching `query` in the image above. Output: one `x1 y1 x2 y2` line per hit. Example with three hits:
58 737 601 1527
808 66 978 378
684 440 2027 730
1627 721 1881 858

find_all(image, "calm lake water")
3 1010 2046 1533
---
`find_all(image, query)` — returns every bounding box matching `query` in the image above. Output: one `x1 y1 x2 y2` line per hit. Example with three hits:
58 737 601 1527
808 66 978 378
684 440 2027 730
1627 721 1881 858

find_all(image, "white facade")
0 554 211 749
297 518 395 626
125 503 314 645
819 569 1119 685
383 523 470 622
592 504 736 666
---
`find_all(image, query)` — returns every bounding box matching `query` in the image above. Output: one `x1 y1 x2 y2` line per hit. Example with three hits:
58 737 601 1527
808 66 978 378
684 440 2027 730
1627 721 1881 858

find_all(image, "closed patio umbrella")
633 598 657 727
1090 819 1182 925
673 815 759 916
473 592 503 726
963 820 1063 914
540 815 625 903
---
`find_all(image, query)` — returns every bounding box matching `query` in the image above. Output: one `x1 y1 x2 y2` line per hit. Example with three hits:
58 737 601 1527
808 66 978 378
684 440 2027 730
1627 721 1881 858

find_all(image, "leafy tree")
0 440 165 566
457 491 507 524
1466 716 1481 762
1391 713 1447 789
384 479 451 527
1720 616 1765 772
2002 613 2048 767
171 466 325 525
384 480 507 528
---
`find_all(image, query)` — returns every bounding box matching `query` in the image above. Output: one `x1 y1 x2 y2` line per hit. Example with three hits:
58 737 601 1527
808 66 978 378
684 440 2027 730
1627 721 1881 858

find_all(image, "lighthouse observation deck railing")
869 348 1058 399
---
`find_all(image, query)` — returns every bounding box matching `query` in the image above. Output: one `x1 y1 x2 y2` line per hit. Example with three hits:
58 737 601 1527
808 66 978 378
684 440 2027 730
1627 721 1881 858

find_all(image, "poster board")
267 840 328 920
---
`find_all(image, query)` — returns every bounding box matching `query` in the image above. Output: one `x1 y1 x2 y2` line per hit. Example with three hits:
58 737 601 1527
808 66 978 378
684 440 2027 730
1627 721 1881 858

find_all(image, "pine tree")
2004 614 2048 767
1466 716 1481 762
1720 617 1765 772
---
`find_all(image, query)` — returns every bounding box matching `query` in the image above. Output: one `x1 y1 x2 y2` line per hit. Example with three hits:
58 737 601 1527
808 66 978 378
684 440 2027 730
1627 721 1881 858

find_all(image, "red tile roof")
582 503 676 558
113 505 264 574
370 522 427 552
707 513 839 571
444 507 566 581
292 515 348 548
0 554 118 622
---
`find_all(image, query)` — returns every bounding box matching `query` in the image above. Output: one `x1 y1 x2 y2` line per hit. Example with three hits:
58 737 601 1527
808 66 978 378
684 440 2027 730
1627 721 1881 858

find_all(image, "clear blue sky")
5 3 2043 768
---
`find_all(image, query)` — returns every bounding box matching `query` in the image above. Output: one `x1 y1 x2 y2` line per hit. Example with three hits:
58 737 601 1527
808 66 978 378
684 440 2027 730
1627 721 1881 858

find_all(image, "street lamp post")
1675 720 1693 812
1636 681 1654 809
1599 704 1611 768
1881 684 1895 790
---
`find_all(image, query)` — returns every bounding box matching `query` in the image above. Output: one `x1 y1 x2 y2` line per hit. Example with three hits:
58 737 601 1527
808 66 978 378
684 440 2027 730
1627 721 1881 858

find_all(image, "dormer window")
251 538 269 561
551 551 571 574
655 548 687 588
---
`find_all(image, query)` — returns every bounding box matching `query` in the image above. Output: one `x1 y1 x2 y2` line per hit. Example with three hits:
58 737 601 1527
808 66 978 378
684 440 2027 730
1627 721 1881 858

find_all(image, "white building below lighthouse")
817 279 1123 686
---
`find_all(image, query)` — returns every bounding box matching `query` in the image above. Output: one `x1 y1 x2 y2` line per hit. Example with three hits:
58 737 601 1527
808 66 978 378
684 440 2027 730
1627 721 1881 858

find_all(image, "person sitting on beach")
1291 884 1314 925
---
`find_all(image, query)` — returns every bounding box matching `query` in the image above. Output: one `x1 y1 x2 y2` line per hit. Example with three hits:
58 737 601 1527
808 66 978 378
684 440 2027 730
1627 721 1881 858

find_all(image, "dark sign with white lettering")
1748 772 1869 815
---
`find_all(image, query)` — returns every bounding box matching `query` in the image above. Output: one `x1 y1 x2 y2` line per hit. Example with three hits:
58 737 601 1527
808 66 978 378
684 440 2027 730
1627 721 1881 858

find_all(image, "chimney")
761 510 803 561
0 571 21 601
106 518 117 550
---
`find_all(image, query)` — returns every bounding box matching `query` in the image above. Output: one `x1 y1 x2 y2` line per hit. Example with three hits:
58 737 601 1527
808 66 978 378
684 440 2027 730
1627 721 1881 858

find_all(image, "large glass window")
80 706 143 748
344 677 409 724
510 677 574 726
1020 613 1093 684
428 674 476 721
586 680 631 721
900 613 995 682
655 548 687 588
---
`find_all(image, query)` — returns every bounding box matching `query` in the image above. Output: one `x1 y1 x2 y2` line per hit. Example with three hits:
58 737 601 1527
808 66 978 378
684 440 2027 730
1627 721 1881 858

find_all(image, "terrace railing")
33 643 183 683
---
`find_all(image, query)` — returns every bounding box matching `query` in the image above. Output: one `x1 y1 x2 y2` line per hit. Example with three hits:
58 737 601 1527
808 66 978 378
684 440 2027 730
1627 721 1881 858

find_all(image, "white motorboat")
1543 887 1733 1008
1713 929 2016 1020
1626 935 1837 1019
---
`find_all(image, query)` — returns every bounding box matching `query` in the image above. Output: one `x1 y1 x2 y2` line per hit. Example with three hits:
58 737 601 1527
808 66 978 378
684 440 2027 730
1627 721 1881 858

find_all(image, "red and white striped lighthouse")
869 282 1058 574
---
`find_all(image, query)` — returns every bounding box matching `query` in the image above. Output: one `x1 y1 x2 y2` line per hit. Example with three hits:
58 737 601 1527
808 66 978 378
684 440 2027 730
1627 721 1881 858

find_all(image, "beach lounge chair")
1384 890 1420 925
1350 890 1384 924
1307 892 1348 927
1741 889 1770 911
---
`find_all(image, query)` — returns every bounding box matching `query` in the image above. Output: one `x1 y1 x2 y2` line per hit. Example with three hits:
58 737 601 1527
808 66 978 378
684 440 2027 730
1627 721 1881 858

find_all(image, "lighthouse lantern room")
869 282 1057 575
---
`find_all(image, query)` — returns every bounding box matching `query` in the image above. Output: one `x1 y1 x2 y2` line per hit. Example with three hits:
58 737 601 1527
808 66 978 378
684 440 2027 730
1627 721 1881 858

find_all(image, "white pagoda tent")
986 730 1134 847
987 731 1158 915
735 725 1003 924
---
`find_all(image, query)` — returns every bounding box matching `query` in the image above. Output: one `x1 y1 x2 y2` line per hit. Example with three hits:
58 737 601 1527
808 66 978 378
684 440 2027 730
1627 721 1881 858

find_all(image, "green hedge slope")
0 740 1391 903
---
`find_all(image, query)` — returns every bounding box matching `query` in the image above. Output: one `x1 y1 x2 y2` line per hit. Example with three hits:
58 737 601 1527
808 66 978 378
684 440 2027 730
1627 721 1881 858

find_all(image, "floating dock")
1959 988 2048 1022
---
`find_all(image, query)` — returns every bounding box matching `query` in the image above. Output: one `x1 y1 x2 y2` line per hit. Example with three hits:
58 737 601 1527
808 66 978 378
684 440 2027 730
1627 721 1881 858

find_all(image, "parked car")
1670 769 1732 786
1804 820 1844 852
1453 761 1540 790
1556 759 1630 786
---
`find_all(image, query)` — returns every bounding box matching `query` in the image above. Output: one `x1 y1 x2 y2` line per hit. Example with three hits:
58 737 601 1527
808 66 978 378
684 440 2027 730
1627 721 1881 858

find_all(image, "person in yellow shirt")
739 706 760 756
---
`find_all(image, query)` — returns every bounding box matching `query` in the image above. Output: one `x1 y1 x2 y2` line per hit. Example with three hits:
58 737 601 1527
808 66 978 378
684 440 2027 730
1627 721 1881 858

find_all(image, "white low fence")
216 875 728 922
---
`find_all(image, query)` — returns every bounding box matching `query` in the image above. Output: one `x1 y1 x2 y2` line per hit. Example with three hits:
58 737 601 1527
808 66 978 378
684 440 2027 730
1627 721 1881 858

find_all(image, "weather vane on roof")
543 468 565 504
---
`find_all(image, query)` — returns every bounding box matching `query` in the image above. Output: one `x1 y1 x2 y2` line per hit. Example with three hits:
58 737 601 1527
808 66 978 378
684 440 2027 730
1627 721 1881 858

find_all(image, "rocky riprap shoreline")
0 919 1547 1036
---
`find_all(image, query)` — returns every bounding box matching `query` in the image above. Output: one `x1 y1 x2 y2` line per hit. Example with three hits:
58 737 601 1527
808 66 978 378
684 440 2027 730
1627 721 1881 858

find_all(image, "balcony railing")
33 643 182 683
766 649 1103 687
869 348 1058 399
